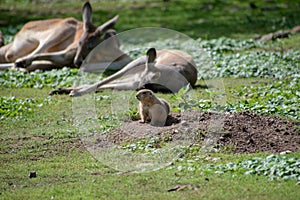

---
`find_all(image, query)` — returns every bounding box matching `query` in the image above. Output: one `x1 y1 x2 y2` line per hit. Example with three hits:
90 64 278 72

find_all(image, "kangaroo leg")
15 48 76 69
98 81 139 90
0 63 14 70
14 30 75 68
0 32 14 69
5 37 38 62
49 87 78 95
20 61 66 72
0 43 13 63
49 85 86 95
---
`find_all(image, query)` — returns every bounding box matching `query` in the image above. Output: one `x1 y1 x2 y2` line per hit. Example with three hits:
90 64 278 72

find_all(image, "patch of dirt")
213 111 300 153
95 111 300 153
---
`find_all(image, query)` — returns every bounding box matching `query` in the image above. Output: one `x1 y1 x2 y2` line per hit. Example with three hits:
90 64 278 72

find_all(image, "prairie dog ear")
82 2 93 31
146 48 157 64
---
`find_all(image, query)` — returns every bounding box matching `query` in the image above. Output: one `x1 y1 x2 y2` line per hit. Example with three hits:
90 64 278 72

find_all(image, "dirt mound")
102 111 299 153
202 111 300 153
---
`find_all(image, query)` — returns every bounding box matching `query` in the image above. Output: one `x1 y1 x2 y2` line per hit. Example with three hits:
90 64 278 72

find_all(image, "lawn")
0 0 300 199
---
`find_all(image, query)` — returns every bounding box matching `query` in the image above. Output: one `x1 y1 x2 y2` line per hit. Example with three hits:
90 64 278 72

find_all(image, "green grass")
1 0 300 39
2 162 300 199
1 78 299 199
1 0 300 199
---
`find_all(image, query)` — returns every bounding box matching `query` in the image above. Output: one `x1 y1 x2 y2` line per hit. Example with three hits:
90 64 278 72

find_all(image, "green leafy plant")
0 96 50 119
0 67 78 88
172 85 198 112
196 48 300 79
120 136 162 153
227 77 300 119
208 155 300 181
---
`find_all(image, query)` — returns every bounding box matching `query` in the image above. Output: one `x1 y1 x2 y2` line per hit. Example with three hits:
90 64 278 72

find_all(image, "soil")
98 111 300 154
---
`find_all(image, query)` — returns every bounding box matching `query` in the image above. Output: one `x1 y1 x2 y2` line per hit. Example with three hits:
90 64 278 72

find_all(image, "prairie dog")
136 89 170 127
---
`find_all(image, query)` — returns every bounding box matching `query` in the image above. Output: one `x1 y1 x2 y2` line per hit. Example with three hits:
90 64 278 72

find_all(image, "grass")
1 78 299 199
0 0 300 39
2 164 300 199
0 0 300 199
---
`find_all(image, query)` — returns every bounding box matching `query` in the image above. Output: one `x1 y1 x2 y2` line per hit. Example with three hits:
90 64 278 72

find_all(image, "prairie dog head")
136 89 156 103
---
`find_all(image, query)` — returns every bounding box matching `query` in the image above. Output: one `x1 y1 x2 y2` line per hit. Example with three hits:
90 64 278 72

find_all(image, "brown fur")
0 2 131 72
66 48 197 97
136 89 170 127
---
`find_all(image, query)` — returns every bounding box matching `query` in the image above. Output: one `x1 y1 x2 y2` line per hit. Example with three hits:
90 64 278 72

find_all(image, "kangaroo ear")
95 15 119 36
146 48 157 64
82 2 93 32
145 48 157 72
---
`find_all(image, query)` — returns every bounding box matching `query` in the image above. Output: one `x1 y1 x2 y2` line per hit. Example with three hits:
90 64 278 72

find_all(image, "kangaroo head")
74 2 119 67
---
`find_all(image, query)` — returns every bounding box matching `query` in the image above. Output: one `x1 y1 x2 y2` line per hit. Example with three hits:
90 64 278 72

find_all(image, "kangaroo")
0 2 132 72
50 47 197 95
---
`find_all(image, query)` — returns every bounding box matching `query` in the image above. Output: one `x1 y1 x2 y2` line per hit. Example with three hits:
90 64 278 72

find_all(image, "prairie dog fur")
136 89 170 127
